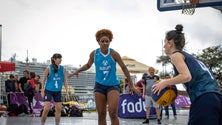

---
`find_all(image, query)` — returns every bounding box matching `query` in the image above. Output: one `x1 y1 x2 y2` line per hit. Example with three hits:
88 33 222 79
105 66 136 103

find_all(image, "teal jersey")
173 51 221 103
45 64 64 92
94 48 119 86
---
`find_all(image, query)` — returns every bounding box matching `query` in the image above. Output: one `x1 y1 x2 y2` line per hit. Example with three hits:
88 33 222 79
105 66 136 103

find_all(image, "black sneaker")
142 119 149 124
165 115 169 119
157 119 161 124
174 115 177 119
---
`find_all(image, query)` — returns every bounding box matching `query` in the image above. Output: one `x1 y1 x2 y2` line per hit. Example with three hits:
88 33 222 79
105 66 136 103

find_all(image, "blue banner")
118 94 156 119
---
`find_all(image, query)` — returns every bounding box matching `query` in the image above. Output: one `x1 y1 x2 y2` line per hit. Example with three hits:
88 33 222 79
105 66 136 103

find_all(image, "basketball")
152 85 178 107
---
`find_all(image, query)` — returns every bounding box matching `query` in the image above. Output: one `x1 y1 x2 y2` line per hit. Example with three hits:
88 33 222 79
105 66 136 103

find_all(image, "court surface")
0 109 189 125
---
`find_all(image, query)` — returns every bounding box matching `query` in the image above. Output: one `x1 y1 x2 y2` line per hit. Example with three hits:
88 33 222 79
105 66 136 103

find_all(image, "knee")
43 108 50 114
98 111 106 120
43 105 50 113
109 110 117 119
55 108 61 114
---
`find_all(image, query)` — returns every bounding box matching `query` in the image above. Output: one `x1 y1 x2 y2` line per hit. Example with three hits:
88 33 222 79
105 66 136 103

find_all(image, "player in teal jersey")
41 53 69 125
69 29 141 125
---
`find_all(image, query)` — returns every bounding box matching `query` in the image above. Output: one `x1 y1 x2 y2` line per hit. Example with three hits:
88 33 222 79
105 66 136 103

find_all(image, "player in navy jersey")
153 24 222 125
69 29 141 125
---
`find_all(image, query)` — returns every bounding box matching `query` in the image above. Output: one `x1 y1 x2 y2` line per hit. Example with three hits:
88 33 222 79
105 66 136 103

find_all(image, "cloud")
0 0 221 71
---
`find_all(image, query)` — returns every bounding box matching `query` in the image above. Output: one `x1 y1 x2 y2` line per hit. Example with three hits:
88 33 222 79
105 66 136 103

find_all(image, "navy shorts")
94 82 120 95
188 92 222 125
44 89 62 102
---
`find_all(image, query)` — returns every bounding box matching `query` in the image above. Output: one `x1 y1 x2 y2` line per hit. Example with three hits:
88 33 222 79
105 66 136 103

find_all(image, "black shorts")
44 89 62 102
94 82 120 95
188 93 222 125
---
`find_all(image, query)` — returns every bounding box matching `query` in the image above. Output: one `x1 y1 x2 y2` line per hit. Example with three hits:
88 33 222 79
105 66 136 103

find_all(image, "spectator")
142 67 161 124
123 78 133 94
5 74 16 93
5 74 16 107
14 75 20 92
35 75 41 93
25 72 36 114
136 78 145 93
164 74 177 119
18 70 30 93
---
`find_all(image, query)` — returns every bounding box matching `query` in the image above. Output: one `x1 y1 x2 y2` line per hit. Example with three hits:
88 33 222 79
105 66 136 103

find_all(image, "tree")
156 45 222 77
156 55 171 66
156 55 171 76
192 45 222 73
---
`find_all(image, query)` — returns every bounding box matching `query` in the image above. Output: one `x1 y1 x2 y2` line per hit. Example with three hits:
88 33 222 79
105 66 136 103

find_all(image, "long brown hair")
51 53 62 73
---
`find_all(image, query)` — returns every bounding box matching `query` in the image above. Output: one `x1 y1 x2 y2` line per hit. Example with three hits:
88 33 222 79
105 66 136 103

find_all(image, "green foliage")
192 45 222 73
156 55 171 66
156 45 222 77
156 55 171 76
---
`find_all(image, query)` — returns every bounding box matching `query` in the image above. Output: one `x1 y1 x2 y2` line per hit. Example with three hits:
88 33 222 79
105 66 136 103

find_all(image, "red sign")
0 61 15 72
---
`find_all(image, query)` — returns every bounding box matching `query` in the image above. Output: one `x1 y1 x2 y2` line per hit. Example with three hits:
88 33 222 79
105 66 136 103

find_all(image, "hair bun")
175 24 183 33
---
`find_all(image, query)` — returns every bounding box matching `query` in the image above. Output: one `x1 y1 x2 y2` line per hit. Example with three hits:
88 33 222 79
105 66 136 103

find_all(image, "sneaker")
174 115 177 119
157 119 161 124
165 115 169 119
142 119 149 124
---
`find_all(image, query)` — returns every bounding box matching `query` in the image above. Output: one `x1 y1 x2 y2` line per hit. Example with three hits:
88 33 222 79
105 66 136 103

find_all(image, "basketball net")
176 0 199 15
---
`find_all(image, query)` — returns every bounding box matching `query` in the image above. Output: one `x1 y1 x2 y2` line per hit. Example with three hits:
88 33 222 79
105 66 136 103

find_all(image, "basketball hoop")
176 0 199 15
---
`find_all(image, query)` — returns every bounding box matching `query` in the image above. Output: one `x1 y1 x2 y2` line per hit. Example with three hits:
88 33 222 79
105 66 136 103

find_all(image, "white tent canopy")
116 56 150 74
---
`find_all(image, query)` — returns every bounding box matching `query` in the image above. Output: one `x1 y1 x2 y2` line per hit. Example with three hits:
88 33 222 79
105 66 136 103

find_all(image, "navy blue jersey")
173 51 221 103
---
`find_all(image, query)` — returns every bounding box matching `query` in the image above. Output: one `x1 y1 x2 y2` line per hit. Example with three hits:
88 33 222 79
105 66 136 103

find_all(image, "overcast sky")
1 0 222 73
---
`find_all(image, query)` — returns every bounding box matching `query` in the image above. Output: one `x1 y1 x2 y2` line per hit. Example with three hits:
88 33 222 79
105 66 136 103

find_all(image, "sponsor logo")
120 98 146 114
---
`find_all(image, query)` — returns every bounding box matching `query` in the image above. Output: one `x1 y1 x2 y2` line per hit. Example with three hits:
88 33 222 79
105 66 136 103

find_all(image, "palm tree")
156 55 171 76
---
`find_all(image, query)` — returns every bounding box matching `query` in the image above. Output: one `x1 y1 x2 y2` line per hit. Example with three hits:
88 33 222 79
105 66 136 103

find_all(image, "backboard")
157 0 222 11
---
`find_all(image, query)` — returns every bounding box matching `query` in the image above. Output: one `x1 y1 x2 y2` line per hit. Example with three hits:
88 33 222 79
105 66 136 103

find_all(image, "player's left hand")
131 86 141 95
152 81 167 95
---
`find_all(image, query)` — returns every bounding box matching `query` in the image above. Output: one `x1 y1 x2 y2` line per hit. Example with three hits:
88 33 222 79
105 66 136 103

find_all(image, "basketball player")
153 24 222 125
41 53 69 125
68 29 141 125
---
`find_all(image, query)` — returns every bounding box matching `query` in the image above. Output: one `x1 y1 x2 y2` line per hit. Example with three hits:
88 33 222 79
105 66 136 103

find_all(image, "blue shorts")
94 82 120 95
188 92 222 125
44 89 62 102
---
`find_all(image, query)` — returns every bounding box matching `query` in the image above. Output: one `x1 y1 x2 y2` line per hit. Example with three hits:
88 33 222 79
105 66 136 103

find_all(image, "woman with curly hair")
152 24 222 125
69 29 140 125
